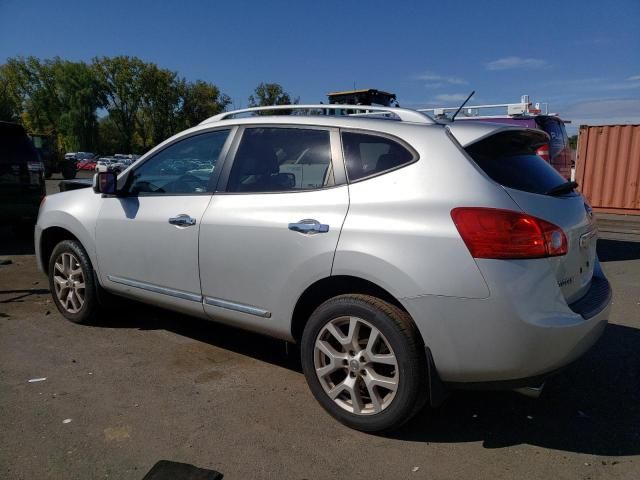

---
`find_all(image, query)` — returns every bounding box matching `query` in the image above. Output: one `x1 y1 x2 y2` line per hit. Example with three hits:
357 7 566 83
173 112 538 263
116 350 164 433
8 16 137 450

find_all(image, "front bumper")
402 258 611 384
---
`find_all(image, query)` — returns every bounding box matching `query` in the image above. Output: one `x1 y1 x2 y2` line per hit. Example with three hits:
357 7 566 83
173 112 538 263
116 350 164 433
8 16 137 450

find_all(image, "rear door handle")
168 214 196 227
288 219 329 234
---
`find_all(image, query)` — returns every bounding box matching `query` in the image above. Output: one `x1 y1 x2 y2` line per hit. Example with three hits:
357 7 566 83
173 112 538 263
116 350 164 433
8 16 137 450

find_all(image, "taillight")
451 207 567 259
536 144 550 162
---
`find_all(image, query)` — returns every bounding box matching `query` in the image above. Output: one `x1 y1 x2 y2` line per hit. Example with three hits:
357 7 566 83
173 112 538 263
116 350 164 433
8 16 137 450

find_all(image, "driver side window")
130 129 230 195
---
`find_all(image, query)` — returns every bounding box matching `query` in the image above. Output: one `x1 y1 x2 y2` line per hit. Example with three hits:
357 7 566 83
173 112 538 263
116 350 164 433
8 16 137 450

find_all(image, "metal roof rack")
418 95 551 120
200 104 435 125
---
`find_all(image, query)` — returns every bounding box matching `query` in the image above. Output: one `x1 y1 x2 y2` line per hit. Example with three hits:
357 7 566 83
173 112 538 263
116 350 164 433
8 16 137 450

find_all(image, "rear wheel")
301 294 428 432
48 240 99 324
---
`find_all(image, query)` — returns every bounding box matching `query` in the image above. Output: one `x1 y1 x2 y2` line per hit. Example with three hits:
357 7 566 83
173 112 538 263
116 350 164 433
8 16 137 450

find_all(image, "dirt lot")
1 176 639 479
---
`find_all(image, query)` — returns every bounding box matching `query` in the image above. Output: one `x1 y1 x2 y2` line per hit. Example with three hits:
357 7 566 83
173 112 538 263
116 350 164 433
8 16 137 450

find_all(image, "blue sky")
1 0 639 134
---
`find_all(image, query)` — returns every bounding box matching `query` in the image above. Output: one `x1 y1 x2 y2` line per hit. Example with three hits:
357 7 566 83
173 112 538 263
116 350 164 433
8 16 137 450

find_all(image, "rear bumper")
402 259 611 384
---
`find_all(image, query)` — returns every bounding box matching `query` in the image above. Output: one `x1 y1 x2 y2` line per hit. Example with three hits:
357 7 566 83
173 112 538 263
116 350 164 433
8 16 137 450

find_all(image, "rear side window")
227 128 333 193
341 132 414 182
465 131 569 195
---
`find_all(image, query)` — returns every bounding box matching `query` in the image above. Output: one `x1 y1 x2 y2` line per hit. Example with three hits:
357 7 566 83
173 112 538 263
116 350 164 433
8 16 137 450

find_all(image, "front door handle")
288 219 329 234
169 214 196 227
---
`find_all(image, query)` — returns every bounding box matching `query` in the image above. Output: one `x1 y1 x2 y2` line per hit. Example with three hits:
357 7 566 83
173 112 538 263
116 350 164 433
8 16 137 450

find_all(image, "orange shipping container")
576 124 640 215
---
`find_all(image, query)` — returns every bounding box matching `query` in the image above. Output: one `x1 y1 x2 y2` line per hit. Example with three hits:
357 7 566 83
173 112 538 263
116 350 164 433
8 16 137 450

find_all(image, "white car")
95 158 115 172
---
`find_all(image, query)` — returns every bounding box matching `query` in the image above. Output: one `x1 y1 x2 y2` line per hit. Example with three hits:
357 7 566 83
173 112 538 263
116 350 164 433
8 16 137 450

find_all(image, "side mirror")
93 172 117 195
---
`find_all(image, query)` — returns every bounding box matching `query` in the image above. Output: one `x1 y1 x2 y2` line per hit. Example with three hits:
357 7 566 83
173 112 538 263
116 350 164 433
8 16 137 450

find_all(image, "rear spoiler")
446 121 549 148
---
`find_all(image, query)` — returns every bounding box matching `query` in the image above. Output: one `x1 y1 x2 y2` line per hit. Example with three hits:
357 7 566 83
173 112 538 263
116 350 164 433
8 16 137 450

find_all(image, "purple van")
420 96 573 179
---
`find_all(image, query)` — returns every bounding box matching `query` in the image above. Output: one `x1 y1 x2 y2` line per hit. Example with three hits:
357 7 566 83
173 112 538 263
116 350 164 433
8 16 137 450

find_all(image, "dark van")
0 122 46 227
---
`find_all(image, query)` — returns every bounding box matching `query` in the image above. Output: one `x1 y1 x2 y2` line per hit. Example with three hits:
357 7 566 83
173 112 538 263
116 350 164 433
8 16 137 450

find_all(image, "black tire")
301 294 429 432
48 240 99 324
61 163 76 179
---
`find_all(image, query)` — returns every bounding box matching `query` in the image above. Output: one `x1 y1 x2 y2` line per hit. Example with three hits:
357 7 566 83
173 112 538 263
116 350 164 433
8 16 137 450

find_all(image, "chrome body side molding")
204 296 272 318
107 275 202 303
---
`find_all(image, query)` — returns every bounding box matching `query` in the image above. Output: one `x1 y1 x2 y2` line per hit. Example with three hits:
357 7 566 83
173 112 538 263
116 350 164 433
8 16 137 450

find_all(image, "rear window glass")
0 124 39 166
538 118 567 158
341 132 414 182
465 131 569 195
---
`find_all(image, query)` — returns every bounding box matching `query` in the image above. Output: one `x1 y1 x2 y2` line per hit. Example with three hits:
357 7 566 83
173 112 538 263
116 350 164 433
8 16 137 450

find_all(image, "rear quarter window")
341 132 415 182
465 130 570 195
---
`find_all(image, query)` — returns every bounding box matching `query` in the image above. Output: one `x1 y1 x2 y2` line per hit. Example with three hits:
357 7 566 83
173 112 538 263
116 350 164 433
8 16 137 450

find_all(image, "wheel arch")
39 226 81 274
291 275 413 342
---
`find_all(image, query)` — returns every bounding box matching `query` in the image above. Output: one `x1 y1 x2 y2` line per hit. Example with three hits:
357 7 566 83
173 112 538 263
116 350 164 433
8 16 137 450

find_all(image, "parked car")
35 105 611 432
0 121 46 228
76 158 98 171
419 95 573 179
109 158 133 174
95 157 116 172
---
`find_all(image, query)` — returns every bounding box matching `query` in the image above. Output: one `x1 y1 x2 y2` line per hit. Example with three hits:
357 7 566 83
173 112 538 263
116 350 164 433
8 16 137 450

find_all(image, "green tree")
4 57 62 135
569 134 578 150
97 116 122 154
53 60 106 152
137 65 182 148
1 55 232 154
248 82 298 114
0 64 21 122
179 80 231 128
92 56 147 153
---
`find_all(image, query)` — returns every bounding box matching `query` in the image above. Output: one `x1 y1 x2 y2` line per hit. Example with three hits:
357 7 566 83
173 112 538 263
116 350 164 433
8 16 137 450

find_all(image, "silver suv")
35 105 611 432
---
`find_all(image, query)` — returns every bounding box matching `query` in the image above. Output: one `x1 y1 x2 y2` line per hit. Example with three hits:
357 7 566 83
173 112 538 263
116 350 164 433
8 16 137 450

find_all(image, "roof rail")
200 104 435 125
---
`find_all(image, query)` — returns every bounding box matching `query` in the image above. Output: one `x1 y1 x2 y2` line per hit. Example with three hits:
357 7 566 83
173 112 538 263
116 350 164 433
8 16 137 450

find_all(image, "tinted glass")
465 131 570 195
538 118 566 158
341 132 414 181
0 124 39 185
129 130 229 195
227 128 333 193
0 124 39 165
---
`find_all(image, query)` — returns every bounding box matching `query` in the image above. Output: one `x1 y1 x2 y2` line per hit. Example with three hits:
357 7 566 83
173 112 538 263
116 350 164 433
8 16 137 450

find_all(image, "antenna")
451 91 476 121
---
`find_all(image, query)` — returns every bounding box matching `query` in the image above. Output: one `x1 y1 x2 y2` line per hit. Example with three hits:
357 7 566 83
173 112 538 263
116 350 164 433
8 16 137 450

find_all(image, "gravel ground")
1 177 639 479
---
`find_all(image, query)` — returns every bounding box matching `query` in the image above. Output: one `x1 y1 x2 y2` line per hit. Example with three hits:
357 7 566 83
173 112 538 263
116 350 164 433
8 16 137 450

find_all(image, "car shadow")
92 302 639 456
388 322 640 456
597 238 640 262
93 302 300 372
0 288 51 303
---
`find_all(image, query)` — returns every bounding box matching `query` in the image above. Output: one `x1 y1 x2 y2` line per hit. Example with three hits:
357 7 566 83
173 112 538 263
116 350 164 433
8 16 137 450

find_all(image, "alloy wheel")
314 316 398 415
52 252 85 314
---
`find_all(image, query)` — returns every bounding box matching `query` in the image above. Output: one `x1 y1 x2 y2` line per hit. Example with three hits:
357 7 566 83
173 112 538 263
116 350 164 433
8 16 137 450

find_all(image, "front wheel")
48 240 99 324
301 294 428 432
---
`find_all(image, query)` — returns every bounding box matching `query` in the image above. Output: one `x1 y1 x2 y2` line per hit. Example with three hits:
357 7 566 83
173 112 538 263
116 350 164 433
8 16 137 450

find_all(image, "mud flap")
426 346 448 407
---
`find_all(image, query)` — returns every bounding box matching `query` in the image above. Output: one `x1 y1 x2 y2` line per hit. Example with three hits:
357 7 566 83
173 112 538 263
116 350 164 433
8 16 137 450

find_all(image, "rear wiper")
546 180 578 196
